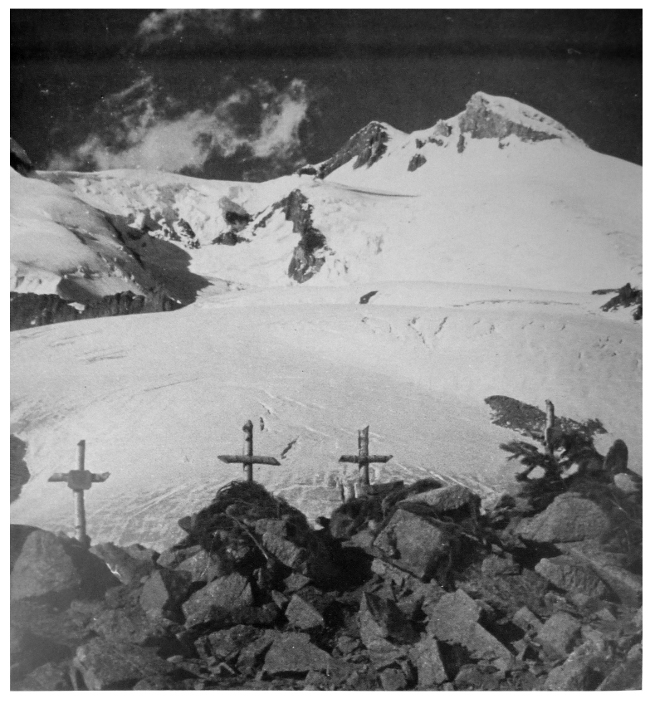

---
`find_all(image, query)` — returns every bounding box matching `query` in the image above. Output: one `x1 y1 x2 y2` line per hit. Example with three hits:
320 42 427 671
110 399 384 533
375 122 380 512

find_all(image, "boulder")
557 542 642 606
379 667 409 690
263 632 332 675
400 484 480 518
426 589 512 662
157 544 202 569
254 516 340 586
14 661 73 691
514 493 610 543
410 635 448 687
512 606 543 633
175 548 231 583
373 508 451 580
358 592 418 649
535 556 609 599
140 568 193 623
543 637 607 690
536 611 582 659
10 528 81 601
90 542 156 585
237 630 280 674
73 638 179 690
285 593 325 631
182 572 253 628
206 625 260 662
597 642 642 690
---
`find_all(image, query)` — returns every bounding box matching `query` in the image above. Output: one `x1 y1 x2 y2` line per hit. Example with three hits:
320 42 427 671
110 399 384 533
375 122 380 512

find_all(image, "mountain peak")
300 120 404 179
458 92 585 145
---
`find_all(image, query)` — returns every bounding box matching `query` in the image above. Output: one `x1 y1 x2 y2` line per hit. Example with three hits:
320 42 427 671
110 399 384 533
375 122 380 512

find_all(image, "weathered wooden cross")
218 420 280 482
339 425 392 486
48 440 110 548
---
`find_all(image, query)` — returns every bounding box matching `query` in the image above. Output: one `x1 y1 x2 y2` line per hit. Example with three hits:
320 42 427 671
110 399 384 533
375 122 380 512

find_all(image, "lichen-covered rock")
182 572 253 628
426 589 512 662
514 493 611 543
535 555 609 599
536 611 582 659
373 507 451 580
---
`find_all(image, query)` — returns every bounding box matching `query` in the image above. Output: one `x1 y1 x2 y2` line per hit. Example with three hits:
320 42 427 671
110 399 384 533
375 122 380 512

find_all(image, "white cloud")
47 78 311 178
136 9 265 50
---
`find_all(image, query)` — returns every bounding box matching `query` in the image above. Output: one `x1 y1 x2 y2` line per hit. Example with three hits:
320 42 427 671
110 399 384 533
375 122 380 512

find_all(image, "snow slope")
10 169 163 302
10 289 640 551
11 92 642 550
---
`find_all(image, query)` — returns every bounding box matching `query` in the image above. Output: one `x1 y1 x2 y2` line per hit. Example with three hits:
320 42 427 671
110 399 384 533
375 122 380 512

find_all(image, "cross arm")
339 455 393 464
48 473 69 482
218 455 281 466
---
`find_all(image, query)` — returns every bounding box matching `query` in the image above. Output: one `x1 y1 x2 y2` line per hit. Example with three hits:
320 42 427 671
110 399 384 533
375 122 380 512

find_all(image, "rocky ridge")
11 457 641 691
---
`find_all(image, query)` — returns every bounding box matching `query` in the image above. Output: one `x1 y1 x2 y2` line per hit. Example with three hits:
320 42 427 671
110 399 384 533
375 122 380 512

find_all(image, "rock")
285 593 325 630
237 630 280 674
543 637 607 690
400 484 480 518
427 589 512 662
14 661 73 691
254 516 340 586
557 542 642 606
90 542 155 585
359 592 419 649
536 611 582 659
535 556 609 599
182 572 253 628
73 638 178 690
206 625 260 662
305 658 356 689
373 508 451 580
176 548 231 582
157 544 202 569
124 543 159 565
410 635 448 687
140 568 193 623
11 528 81 601
379 667 408 690
89 606 171 648
271 590 289 609
283 572 311 592
597 642 642 690
11 137 34 175
10 528 117 602
512 606 543 633
481 553 520 577
514 493 610 543
263 632 332 675
336 634 360 655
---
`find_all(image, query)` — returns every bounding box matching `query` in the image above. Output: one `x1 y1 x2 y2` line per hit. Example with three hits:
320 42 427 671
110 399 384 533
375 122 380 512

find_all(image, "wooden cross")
218 420 280 482
48 440 109 548
339 426 392 486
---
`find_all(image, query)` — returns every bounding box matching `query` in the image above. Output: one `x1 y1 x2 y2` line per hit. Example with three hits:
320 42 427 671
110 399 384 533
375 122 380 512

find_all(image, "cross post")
339 426 392 486
48 440 110 548
218 420 280 482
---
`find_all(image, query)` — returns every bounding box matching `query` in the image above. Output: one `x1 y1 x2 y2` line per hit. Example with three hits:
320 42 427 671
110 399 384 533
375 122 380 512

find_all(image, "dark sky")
11 9 642 181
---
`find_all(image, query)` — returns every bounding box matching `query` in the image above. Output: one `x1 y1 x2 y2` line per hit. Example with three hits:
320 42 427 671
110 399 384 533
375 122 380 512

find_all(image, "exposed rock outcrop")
10 289 180 331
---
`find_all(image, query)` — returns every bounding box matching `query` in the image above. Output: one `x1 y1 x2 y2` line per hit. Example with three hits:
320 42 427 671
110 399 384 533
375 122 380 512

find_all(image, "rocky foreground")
10 469 642 691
